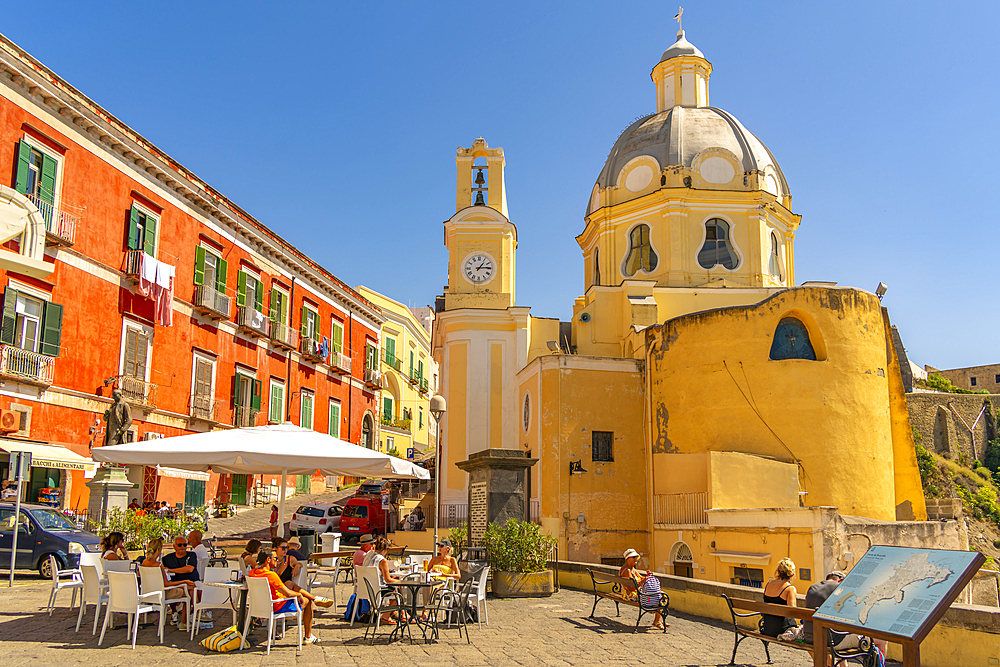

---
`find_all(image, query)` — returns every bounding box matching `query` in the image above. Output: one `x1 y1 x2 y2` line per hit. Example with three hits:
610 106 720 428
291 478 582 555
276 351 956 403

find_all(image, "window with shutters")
382 395 394 422
120 322 152 381
194 246 227 294
190 354 215 419
1 287 63 359
366 343 377 371
330 319 345 354
126 203 158 256
236 271 263 312
384 336 398 368
300 391 314 430
409 350 415 377
301 305 319 343
328 400 341 438
418 407 424 430
592 430 614 462
232 369 261 427
417 359 424 381
13 138 62 225
269 287 288 324
269 379 285 423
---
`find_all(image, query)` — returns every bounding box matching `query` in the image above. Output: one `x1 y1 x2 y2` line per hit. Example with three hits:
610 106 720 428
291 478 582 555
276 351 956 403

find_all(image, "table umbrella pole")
278 469 287 540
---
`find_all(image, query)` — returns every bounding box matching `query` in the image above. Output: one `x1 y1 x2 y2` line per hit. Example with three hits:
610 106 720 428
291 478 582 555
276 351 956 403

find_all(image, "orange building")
0 34 385 512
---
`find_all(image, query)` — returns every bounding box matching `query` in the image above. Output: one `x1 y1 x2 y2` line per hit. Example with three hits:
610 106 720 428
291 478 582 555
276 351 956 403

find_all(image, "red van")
340 495 388 542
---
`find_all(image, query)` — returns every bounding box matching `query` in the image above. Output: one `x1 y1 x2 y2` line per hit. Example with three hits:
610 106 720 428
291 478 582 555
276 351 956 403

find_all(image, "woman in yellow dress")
420 539 461 620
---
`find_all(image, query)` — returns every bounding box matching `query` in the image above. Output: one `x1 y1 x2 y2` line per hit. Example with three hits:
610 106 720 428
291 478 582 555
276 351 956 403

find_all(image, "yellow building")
433 28 951 585
357 286 437 459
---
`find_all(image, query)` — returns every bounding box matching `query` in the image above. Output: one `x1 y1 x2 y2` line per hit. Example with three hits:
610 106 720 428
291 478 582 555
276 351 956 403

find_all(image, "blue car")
0 503 102 577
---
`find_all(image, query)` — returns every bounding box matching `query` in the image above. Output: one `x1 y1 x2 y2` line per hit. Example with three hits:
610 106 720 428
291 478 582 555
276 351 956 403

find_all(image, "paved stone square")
0 574 826 667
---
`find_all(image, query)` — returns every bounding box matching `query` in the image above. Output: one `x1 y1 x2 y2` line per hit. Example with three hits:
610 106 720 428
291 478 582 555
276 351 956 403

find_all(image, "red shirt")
249 567 286 611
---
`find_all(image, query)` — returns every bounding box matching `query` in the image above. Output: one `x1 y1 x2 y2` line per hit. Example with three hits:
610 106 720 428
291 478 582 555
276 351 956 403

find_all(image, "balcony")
330 350 352 375
380 416 411 432
268 320 298 351
419 377 429 393
0 345 54 386
193 284 231 319
27 192 80 247
382 351 401 372
189 394 223 422
115 374 157 411
407 370 421 386
123 249 143 279
652 491 708 525
364 367 381 389
235 306 268 338
234 405 258 428
300 336 325 362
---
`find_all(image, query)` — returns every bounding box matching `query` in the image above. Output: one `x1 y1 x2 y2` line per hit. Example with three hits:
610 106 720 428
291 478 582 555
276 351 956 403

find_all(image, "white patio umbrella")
92 422 429 531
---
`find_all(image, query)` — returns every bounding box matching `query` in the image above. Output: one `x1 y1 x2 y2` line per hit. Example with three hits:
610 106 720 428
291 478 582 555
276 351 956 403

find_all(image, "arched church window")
623 224 657 276
697 218 739 270
768 232 783 280
593 248 601 286
769 317 817 361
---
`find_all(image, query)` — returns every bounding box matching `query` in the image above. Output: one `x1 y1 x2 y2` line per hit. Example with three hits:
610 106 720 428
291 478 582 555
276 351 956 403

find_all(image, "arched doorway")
361 414 374 449
670 541 694 578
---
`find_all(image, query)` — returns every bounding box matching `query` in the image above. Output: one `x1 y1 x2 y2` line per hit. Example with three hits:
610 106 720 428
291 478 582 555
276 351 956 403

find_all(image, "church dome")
659 32 703 60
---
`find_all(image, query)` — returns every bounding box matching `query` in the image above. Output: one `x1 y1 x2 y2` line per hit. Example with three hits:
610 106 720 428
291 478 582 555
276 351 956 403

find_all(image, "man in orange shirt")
249 549 330 645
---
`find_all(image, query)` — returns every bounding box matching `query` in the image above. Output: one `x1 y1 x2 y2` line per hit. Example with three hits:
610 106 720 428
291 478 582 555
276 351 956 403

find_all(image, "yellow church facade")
433 29 948 587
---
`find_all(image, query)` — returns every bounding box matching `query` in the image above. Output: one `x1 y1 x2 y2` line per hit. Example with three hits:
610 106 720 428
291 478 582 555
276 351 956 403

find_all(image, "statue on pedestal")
103 389 132 447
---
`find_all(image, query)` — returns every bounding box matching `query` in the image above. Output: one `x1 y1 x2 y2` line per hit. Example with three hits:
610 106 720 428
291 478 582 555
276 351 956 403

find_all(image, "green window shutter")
329 402 340 438
254 279 263 311
232 374 243 406
143 214 157 256
193 246 206 286
39 154 57 206
332 322 343 353
1 289 19 345
383 396 392 418
278 292 287 321
250 378 262 411
216 258 228 293
236 271 247 308
418 360 424 378
14 141 32 195
300 305 308 337
302 397 313 429
40 301 63 358
127 206 141 251
385 338 395 361
409 351 415 376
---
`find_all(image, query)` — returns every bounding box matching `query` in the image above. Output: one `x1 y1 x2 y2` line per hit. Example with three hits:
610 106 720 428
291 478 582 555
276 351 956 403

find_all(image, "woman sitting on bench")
619 548 668 629
762 557 799 640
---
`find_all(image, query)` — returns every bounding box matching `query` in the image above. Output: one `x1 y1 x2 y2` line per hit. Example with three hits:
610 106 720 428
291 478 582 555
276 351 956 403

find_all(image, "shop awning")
156 465 210 481
0 442 96 472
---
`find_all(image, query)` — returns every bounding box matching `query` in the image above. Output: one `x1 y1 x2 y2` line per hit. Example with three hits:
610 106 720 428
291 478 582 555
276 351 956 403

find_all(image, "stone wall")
926 498 964 520
907 392 998 462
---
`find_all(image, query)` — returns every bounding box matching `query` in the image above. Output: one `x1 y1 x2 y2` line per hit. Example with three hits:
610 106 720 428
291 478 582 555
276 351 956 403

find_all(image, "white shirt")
192 543 210 565
363 550 386 586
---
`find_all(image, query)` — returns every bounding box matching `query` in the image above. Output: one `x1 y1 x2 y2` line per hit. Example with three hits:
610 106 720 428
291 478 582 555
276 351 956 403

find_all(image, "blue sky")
7 1 998 369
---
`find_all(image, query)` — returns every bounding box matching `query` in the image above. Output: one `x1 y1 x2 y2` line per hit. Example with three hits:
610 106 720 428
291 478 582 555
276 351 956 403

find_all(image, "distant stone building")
928 364 1000 393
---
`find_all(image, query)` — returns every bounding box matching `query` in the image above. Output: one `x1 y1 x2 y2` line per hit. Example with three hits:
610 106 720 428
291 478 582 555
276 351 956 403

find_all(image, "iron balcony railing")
27 192 79 246
299 336 324 362
268 320 298 350
382 351 401 372
235 306 268 337
364 367 381 388
419 377 429 393
652 491 709 525
380 416 412 432
330 350 352 375
115 374 157 410
123 249 143 278
189 394 223 422
234 405 258 428
0 345 54 386
407 370 420 385
193 284 231 319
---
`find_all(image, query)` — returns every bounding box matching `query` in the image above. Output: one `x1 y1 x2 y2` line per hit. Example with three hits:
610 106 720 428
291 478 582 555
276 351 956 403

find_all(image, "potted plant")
482 518 556 597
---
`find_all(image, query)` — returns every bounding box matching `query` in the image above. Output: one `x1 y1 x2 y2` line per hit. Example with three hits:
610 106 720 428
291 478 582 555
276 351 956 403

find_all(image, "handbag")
199 625 243 652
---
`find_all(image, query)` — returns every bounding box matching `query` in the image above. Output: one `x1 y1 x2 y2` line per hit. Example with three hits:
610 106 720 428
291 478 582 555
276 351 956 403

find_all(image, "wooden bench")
587 569 670 633
721 594 876 666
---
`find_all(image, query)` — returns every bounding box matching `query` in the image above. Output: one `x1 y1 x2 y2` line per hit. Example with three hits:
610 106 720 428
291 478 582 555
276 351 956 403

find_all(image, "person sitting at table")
271 537 334 608
362 536 402 624
418 539 460 620
162 535 200 587
240 539 262 571
100 532 128 561
248 549 320 645
141 538 193 627
286 536 306 562
128 498 140 512
353 534 375 566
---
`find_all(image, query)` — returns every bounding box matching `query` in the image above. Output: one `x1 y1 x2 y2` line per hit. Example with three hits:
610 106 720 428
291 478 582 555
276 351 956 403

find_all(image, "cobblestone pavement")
208 488 356 540
0 574 824 666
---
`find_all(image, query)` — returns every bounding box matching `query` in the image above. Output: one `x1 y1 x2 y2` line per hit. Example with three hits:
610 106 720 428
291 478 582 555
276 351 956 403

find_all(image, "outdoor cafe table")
203 579 248 633
385 578 437 643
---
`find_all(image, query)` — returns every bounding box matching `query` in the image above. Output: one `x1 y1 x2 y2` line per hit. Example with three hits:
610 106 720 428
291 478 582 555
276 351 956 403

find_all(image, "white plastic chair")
190 568 237 640
468 565 490 629
79 552 103 574
307 558 340 608
138 566 189 635
239 575 303 655
352 566 379 628
293 564 310 592
102 559 133 574
46 554 83 616
98 571 165 649
75 565 108 635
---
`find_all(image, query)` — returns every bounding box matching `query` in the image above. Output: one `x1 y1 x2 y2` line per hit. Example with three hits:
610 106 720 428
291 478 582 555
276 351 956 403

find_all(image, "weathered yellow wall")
708 451 799 510
647 286 914 521
652 453 707 494
519 355 648 564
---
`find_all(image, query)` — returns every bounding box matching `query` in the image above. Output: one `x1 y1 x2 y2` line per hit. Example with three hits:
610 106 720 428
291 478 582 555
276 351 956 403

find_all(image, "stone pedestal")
86 465 133 524
456 449 538 544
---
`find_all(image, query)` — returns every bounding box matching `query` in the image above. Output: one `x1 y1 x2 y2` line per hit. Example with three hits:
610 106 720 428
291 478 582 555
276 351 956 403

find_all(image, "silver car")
289 502 342 534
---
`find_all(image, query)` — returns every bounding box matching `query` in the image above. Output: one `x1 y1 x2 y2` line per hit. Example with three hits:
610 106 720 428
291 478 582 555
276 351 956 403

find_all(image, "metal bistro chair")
307 557 341 608
201 539 230 568
239 575 303 655
98 571 165 649
360 571 409 645
46 554 83 616
426 577 474 644
75 565 108 635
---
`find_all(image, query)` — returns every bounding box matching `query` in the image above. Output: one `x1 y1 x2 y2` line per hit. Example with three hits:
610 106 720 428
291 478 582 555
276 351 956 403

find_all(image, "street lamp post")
428 394 446 548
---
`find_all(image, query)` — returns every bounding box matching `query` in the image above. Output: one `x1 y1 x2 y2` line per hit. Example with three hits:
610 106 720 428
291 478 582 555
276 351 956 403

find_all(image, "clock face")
462 253 495 285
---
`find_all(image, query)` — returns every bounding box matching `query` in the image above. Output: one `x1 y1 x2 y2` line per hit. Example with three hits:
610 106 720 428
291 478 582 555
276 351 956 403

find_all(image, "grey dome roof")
660 30 703 61
591 106 789 208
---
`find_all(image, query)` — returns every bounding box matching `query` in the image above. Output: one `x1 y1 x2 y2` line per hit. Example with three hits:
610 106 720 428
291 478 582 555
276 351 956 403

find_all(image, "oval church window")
697 218 739 270
623 224 658 277
769 317 817 361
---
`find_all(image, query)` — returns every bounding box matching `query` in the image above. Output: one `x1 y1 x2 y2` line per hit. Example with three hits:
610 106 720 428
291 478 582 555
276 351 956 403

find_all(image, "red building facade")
0 34 384 511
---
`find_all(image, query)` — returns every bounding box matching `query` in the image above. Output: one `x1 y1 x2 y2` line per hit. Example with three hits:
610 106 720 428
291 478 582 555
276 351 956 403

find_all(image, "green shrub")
482 518 556 573
89 508 207 551
449 522 468 555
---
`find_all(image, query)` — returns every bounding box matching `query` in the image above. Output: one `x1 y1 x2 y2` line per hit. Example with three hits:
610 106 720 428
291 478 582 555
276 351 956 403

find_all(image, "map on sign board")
812 546 982 640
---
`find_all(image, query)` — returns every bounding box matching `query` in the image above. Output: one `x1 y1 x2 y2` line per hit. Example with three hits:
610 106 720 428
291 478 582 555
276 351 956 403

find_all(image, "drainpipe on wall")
285 277 296 421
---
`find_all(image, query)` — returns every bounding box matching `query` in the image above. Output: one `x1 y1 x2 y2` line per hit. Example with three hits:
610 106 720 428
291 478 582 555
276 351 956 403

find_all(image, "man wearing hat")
353 534 375 567
286 536 306 562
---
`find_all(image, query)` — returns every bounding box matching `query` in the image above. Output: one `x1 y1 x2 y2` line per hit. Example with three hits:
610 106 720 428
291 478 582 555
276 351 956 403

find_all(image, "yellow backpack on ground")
200 625 243 652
